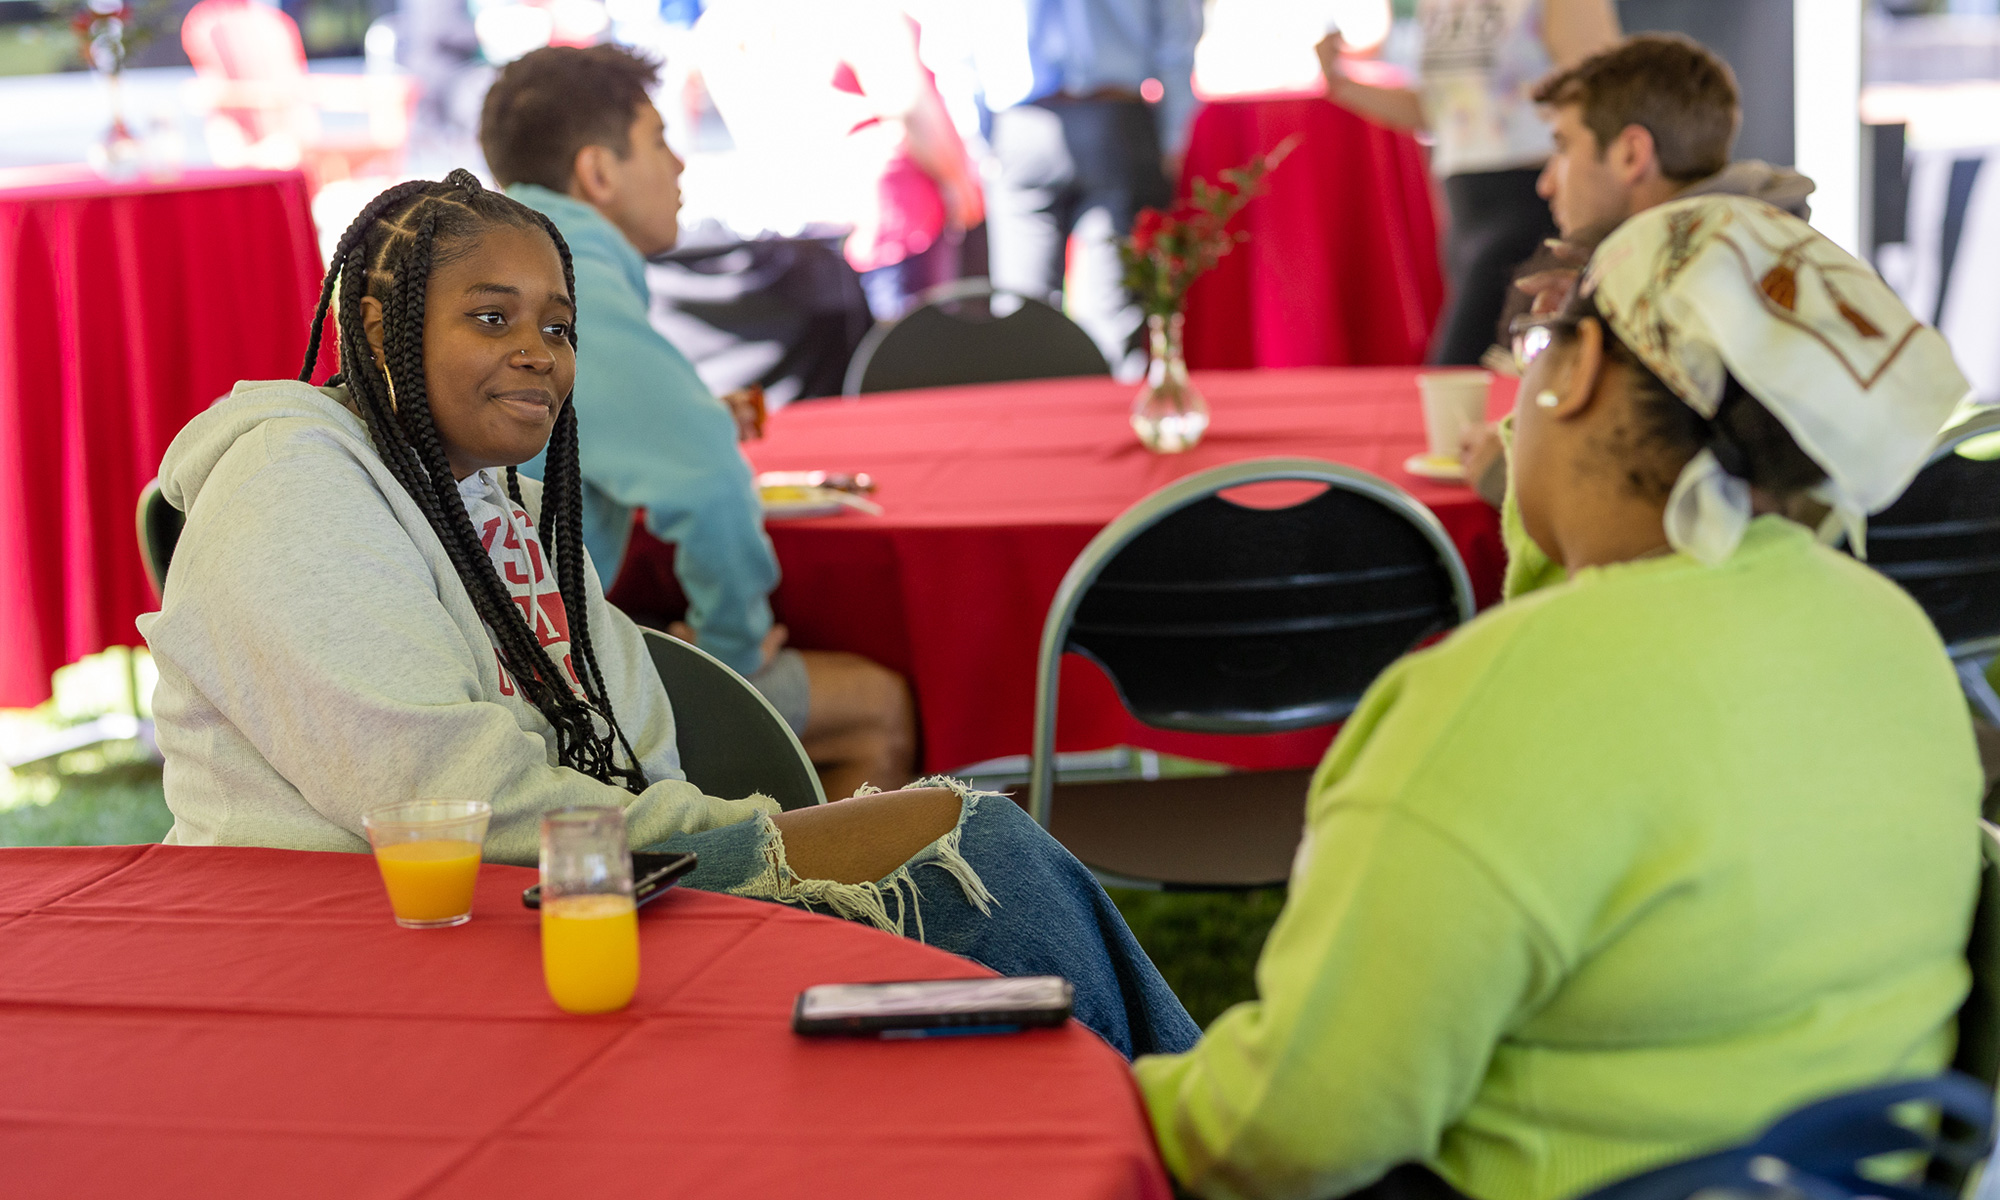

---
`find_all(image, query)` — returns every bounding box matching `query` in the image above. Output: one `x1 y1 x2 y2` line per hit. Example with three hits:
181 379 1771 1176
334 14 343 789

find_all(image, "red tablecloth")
0 165 324 708
608 369 1506 775
0 844 1170 1199
1179 98 1444 370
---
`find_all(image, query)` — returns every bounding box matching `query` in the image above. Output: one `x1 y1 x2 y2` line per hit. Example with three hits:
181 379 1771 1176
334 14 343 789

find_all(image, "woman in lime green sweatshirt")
1134 195 1983 1200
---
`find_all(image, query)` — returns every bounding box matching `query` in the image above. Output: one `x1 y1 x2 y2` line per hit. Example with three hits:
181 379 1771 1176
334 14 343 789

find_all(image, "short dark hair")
480 44 662 192
1547 289 1823 502
1531 34 1741 184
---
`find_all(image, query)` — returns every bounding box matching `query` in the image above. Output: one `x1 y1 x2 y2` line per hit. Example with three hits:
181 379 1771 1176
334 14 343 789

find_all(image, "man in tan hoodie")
1531 32 1813 240
1461 33 1816 506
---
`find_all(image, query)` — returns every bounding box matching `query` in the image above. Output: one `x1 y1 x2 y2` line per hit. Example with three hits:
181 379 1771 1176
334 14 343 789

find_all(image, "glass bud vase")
1130 312 1209 454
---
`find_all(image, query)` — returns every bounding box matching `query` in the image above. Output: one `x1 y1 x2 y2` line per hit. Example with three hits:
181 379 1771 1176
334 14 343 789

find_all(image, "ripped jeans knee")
726 776 1000 941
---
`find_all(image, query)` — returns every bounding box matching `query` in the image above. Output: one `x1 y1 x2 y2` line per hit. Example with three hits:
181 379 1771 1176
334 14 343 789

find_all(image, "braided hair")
299 170 647 794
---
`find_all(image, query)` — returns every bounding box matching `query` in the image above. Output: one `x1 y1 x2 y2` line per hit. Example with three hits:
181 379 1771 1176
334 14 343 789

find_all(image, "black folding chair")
841 279 1108 396
642 629 826 811
136 478 184 596
1027 458 1475 889
1853 408 2000 724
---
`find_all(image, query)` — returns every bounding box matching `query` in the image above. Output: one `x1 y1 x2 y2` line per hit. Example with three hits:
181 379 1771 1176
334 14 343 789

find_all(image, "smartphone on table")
520 850 696 910
792 975 1074 1038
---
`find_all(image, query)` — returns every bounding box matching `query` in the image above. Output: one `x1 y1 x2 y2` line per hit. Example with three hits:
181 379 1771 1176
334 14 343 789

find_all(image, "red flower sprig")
1120 135 1297 319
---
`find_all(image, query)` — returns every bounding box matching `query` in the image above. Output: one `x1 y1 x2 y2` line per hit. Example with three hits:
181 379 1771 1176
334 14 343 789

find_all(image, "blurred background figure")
968 0 1204 381
1319 0 1620 366
1194 0 1392 99
693 0 983 321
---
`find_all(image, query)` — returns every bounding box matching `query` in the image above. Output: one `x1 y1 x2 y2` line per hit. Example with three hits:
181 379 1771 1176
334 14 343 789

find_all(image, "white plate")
1403 453 1467 482
760 486 882 519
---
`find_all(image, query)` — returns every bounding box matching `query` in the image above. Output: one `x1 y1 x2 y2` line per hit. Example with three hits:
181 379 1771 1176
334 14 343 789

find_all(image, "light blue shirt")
508 184 779 678
970 0 1204 152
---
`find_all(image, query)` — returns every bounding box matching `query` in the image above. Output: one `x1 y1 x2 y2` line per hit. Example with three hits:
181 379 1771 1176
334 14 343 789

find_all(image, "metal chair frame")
641 628 827 811
1027 457 1476 830
840 277 1107 397
1853 407 2000 725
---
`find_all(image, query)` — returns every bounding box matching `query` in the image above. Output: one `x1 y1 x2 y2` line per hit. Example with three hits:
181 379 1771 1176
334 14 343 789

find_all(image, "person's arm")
153 450 776 865
1152 0 1204 157
568 251 781 678
1317 34 1426 131
1134 773 1566 1199
842 7 984 229
1542 0 1621 68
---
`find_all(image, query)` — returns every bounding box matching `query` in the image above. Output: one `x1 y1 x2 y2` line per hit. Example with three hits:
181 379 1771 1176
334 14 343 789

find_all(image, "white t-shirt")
1419 0 1555 177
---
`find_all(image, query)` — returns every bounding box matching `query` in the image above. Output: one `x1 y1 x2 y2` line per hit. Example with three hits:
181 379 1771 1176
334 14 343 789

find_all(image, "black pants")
1172 1164 1473 1200
1432 167 1557 366
987 98 1172 380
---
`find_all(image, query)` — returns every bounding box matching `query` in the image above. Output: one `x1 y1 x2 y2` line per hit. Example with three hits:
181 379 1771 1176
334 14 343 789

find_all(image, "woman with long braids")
139 172 1197 1058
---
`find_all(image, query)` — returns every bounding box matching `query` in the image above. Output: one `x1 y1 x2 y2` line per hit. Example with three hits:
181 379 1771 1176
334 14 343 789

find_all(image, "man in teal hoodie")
479 44 914 802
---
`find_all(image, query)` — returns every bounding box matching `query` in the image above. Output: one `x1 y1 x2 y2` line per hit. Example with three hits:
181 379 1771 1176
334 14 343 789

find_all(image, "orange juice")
541 893 639 1014
372 839 482 924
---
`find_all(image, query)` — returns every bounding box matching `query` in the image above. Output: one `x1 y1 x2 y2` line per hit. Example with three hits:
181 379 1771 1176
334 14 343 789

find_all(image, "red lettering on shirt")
476 504 582 698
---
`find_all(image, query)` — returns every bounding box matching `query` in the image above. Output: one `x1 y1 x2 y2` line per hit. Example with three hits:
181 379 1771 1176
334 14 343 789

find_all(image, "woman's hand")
718 385 766 441
1316 33 1350 96
1316 32 1427 130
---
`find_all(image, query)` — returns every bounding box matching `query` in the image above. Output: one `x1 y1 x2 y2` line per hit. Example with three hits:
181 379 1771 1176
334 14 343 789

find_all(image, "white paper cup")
1417 369 1493 462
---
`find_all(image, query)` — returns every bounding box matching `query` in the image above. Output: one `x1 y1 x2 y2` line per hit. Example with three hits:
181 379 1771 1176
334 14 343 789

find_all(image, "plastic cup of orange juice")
539 807 639 1014
361 799 491 929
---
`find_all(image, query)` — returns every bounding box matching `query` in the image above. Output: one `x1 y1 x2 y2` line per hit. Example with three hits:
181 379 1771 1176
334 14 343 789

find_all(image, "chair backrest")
1956 820 2000 1094
1575 1073 1993 1200
136 479 184 597
841 279 1109 396
182 0 309 83
1028 458 1474 824
181 0 311 142
1856 407 2000 660
641 629 825 811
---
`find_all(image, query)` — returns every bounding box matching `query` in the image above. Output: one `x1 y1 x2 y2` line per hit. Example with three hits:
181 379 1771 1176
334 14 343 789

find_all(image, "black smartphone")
792 976 1074 1038
519 850 697 910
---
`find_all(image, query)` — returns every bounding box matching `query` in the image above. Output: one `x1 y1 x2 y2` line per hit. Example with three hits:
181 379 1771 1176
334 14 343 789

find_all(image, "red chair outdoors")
180 0 416 188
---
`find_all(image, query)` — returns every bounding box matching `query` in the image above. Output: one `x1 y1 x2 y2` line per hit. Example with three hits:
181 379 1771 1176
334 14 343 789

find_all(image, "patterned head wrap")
1581 195 1971 563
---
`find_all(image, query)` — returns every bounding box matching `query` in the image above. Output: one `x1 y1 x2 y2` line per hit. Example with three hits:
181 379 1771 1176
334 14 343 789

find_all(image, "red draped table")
608 369 1506 776
0 166 324 708
1 844 1170 1199
1179 97 1444 369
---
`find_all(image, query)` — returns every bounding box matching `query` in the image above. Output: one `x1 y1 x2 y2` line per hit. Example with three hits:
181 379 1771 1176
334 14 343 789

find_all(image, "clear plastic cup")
539 806 640 1014
361 799 491 929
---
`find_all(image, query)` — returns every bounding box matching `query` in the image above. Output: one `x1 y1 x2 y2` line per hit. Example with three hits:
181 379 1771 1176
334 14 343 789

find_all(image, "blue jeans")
647 780 1200 1059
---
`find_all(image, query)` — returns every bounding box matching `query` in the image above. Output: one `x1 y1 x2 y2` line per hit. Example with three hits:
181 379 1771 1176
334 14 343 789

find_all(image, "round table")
0 165 325 709
606 368 1508 776
0 844 1171 1199
1179 98 1445 370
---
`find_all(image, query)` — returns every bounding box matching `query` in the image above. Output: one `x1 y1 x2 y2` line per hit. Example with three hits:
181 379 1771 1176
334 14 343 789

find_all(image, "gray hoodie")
1679 159 1815 220
138 379 777 864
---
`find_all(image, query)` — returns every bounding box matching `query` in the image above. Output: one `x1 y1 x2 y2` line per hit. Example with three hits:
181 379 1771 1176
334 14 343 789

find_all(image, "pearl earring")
1535 390 1560 409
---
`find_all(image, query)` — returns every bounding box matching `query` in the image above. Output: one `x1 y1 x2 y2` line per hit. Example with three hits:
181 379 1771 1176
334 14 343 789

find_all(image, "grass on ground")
1109 886 1285 1029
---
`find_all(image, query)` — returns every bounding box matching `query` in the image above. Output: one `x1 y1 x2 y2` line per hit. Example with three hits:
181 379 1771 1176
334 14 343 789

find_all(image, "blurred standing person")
970 0 1204 381
1319 0 1619 365
696 0 984 320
